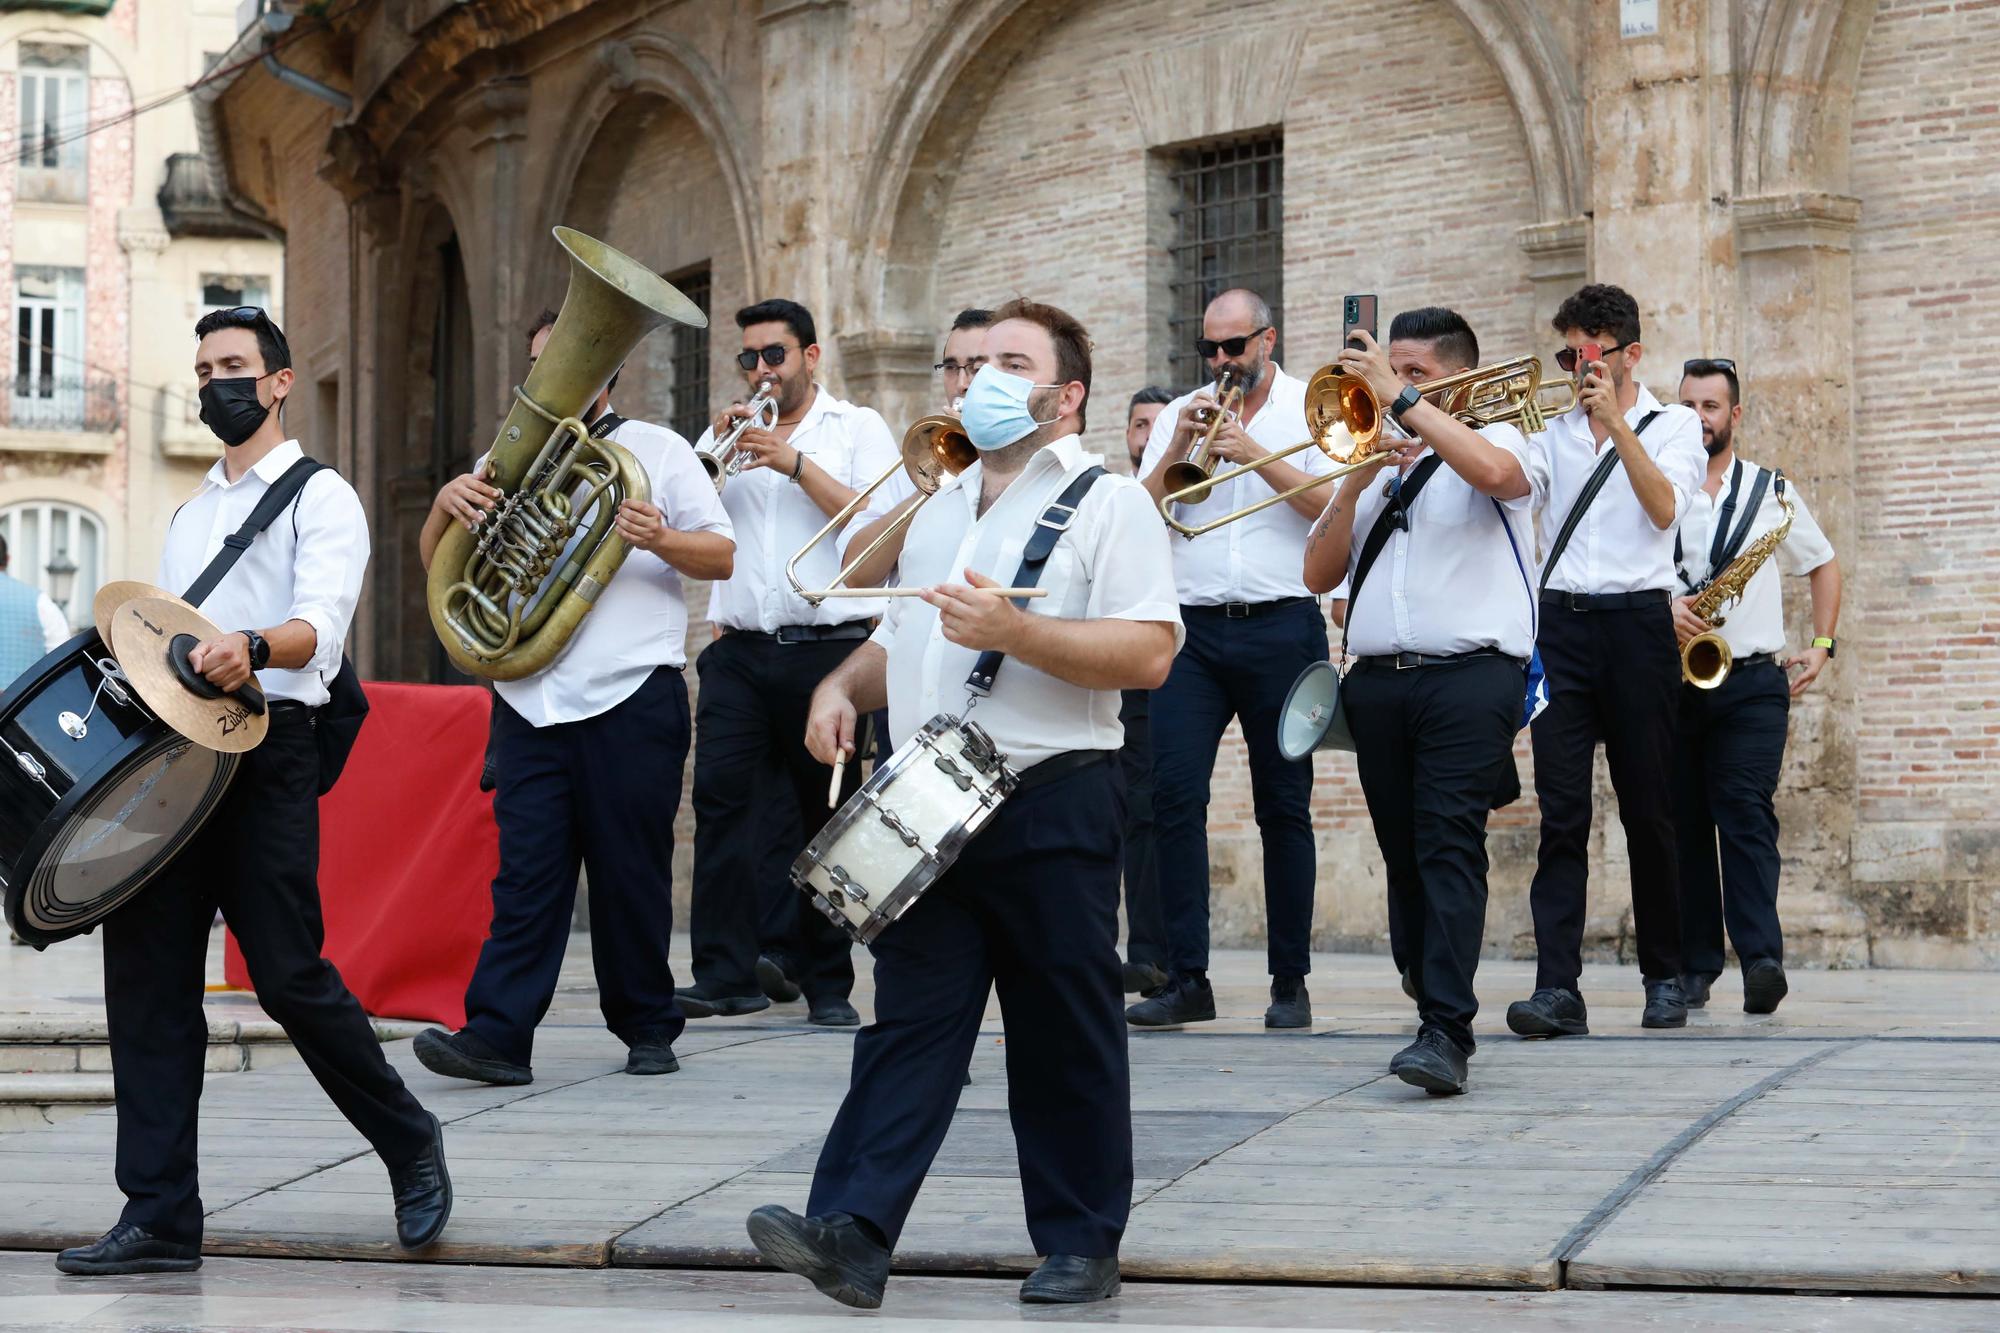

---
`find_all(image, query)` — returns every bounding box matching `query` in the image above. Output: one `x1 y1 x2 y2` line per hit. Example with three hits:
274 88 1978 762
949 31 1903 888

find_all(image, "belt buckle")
1225 602 1251 619
1565 591 1588 612
775 626 802 645
1396 652 1420 671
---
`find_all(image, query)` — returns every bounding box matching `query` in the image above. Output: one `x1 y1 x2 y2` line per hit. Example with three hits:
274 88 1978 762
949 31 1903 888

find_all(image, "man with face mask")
58 307 451 1276
682 299 898 1025
745 298 1181 1310
1670 359 1840 1016
1129 289 1335 1031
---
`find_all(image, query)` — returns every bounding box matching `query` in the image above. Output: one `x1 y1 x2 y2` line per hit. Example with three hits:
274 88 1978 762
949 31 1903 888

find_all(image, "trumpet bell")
904 414 977 495
1307 366 1383 463
1278 659 1354 759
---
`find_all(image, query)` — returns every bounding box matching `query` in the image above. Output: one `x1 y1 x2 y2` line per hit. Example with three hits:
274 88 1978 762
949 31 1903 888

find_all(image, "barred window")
1165 133 1284 391
665 265 711 444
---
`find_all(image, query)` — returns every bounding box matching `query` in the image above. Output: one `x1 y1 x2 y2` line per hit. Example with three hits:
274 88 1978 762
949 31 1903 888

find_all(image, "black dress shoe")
677 985 771 1019
625 1041 680 1076
56 1222 201 1275
1505 987 1589 1038
1400 969 1419 1002
1390 1028 1469 1095
808 997 860 1027
1743 959 1789 1015
1121 960 1168 996
1264 974 1311 1029
756 954 803 1003
413 1028 532 1086
746 1205 890 1309
1020 1253 1121 1304
389 1114 452 1250
1125 973 1215 1027
1642 978 1689 1029
1681 972 1715 1008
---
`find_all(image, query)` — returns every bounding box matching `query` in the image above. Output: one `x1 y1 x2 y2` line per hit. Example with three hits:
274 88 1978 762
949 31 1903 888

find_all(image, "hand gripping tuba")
427 227 706 680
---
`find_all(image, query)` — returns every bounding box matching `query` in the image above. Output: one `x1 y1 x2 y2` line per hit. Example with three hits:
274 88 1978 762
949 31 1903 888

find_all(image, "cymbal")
107 595 269 753
92 580 184 645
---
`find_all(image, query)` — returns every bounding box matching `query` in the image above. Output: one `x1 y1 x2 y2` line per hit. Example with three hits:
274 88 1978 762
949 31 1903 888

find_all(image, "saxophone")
1682 488 1794 689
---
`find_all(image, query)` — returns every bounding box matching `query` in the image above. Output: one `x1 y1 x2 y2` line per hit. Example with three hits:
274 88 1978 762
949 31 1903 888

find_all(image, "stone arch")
0 16 138 87
1736 0 1882 197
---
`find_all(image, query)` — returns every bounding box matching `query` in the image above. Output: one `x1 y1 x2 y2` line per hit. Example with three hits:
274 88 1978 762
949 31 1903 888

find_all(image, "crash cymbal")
107 595 269 753
92 580 183 645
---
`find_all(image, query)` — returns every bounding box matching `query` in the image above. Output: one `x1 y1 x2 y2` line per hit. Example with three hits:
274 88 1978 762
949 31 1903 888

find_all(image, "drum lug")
828 864 869 904
5 741 57 800
932 754 974 792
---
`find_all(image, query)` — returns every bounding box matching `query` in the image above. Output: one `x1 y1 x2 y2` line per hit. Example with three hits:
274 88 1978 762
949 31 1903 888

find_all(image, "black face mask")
199 375 273 447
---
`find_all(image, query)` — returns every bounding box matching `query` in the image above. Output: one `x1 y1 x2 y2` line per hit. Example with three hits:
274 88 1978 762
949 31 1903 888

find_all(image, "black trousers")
1118 689 1165 968
1151 600 1327 976
1673 659 1790 978
462 666 689 1065
807 760 1131 1256
691 632 858 1000
1528 600 1684 991
1347 655 1522 1053
103 711 433 1246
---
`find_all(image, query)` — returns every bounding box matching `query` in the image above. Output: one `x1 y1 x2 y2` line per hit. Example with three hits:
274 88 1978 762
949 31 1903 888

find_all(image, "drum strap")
180 458 327 608
965 465 1108 696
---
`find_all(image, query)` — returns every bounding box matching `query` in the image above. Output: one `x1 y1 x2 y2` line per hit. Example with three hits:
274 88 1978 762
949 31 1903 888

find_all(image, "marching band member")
1511 284 1706 1038
414 309 734 1086
684 299 897 1025
1121 386 1173 996
1672 359 1840 1015
1129 289 1333 1031
1302 310 1540 1095
61 307 450 1274
745 299 1181 1309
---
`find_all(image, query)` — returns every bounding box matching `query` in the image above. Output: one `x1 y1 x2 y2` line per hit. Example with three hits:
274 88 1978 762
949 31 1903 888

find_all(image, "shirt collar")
1557 382 1667 434
201 439 304 492
792 385 839 437
953 433 1088 517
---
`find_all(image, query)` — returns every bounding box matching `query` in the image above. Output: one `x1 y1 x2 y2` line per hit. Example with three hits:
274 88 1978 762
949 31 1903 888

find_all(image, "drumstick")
809 587 1048 598
828 754 846 809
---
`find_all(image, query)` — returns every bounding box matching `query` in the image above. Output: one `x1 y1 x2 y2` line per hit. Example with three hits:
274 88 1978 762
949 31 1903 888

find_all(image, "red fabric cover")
225 681 497 1026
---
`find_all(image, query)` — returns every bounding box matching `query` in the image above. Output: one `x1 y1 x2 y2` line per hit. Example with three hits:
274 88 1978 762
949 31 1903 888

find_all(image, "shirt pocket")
1418 474 1481 528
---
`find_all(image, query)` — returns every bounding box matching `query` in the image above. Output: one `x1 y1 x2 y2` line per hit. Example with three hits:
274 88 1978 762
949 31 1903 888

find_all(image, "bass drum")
1 632 239 948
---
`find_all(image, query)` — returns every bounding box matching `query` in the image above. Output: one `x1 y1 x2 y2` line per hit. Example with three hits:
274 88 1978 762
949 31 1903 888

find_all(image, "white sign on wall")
1621 0 1661 39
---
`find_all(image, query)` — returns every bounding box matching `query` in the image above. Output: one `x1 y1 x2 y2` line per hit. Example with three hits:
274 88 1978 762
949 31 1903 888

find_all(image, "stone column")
1517 218 1590 347
453 72 533 441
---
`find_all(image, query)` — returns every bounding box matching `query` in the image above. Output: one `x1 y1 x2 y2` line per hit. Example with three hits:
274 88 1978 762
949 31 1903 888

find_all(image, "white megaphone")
1278 659 1353 759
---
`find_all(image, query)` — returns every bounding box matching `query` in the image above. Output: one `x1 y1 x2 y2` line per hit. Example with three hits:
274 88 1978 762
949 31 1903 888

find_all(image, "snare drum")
792 713 1018 943
1 633 240 947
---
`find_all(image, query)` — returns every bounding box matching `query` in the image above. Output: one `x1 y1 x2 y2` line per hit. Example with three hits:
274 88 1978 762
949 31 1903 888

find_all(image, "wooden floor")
2 939 1996 1298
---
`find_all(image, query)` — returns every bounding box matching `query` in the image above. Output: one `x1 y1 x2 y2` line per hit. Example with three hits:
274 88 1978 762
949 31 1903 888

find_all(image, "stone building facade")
199 0 1998 967
0 0 283 644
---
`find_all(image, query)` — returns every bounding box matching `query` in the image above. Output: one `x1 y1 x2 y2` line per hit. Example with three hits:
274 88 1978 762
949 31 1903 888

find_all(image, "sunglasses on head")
1193 326 1269 360
735 344 795 372
1683 357 1737 375
1554 341 1627 373
223 305 289 355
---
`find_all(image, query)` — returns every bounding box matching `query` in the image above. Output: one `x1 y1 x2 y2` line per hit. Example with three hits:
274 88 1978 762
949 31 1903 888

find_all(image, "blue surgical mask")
960 364 1060 450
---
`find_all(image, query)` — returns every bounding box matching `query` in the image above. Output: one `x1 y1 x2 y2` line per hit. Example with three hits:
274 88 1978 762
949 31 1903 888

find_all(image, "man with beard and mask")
744 298 1181 1310
682 299 897 1025
1670 359 1839 1017
1128 289 1334 1031
57 307 452 1276
412 308 735 1087
1509 283 1706 1040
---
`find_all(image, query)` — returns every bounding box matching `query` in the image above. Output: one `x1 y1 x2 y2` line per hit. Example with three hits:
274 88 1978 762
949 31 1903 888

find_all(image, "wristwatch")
1389 385 1422 420
240 630 271 671
1811 635 1837 658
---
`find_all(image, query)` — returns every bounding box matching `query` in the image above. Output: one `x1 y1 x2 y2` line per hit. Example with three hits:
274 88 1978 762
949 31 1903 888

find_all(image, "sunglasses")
222 305 290 356
1683 357 1737 375
1193 327 1269 360
735 344 796 372
1380 472 1415 534
1554 342 1628 373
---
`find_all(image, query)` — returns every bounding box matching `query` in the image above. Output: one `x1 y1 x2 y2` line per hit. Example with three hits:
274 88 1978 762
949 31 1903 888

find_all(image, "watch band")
241 630 270 671
1389 385 1422 420
1811 635 1836 658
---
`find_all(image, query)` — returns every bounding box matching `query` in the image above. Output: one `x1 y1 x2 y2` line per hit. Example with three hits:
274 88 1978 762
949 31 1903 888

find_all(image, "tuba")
1682 487 1795 689
426 227 706 680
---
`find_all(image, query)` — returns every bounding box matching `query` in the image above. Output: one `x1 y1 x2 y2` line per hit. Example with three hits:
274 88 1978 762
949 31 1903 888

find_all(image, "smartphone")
1579 341 1604 378
1342 294 1377 349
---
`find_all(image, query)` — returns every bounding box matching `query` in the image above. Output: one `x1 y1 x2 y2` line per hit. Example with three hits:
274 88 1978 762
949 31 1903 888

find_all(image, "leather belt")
268 700 315 718
1183 596 1317 620
1735 652 1778 669
731 623 873 645
1539 589 1671 612
1353 648 1523 672
1016 749 1110 791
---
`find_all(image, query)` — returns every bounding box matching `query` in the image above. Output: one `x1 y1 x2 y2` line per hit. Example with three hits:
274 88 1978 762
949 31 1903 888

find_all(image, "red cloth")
225 681 497 1026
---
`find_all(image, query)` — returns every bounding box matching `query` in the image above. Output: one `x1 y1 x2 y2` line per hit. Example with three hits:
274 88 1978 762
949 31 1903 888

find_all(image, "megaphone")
1278 659 1353 759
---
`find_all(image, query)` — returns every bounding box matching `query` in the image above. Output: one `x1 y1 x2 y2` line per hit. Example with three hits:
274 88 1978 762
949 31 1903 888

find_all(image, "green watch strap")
1811 635 1836 657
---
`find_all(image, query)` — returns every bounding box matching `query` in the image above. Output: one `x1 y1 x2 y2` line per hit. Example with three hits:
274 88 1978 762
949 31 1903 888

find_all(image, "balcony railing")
158 152 267 240
3 373 120 433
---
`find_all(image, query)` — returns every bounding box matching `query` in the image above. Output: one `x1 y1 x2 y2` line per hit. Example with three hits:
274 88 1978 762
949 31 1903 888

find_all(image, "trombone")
695 376 779 488
785 413 1048 603
1159 368 1243 492
1158 354 1578 538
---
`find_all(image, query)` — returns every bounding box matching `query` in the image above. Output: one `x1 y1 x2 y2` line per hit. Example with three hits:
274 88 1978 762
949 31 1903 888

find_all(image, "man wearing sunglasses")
1671 359 1840 1017
1300 308 1541 1094
683 299 899 1027
1128 289 1335 1032
1510 283 1706 1039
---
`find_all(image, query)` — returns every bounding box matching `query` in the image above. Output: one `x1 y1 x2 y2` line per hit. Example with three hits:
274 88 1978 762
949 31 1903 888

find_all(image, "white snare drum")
792 713 1018 943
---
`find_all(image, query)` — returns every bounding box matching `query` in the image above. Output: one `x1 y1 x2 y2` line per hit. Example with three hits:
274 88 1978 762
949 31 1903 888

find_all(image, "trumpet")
1159 355 1578 538
1159 369 1243 493
785 414 1047 602
696 377 780 488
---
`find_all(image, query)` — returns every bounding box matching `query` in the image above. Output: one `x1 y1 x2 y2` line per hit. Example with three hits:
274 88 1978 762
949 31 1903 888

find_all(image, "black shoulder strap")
180 458 327 609
1345 455 1444 619
589 411 627 439
1541 409 1661 595
965 465 1108 696
1714 463 1772 570
1676 456 1737 576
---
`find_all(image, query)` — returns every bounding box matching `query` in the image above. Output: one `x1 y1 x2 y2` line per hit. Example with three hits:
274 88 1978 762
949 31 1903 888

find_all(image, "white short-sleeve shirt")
1675 457 1835 658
